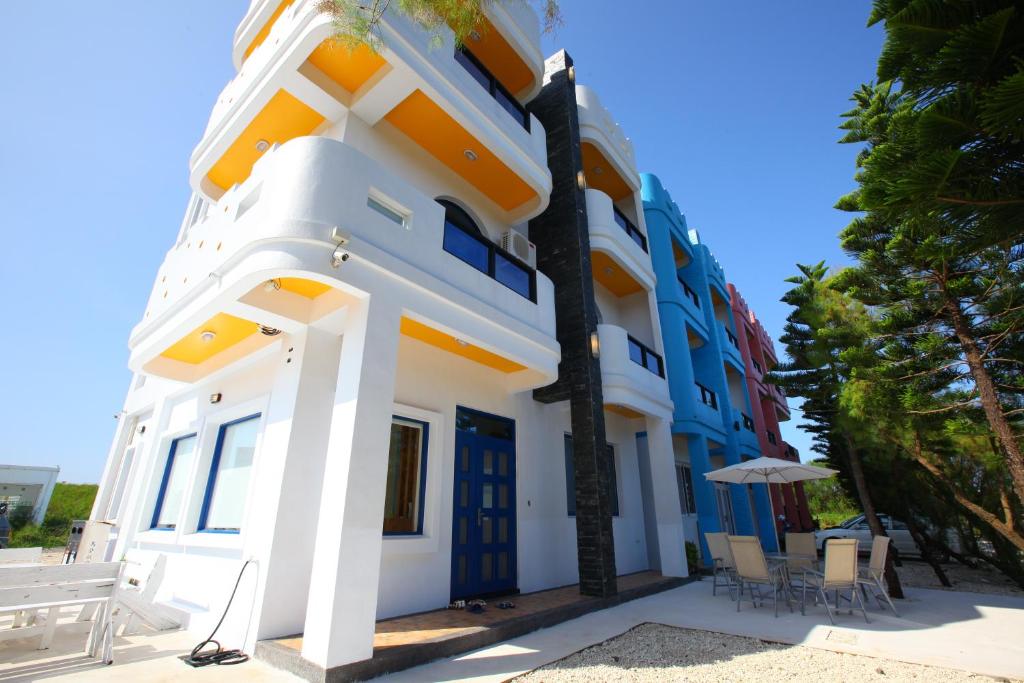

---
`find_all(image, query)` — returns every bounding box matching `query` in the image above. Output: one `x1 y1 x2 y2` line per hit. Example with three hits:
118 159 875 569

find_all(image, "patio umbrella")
704 456 838 546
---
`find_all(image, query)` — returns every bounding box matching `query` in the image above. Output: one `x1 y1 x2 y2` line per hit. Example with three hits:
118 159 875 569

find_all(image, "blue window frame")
150 434 198 530
564 435 618 516
438 199 537 301
383 416 430 536
198 414 261 533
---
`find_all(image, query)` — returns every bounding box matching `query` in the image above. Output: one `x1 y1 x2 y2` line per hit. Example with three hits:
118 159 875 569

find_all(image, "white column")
643 416 689 577
110 399 169 561
301 296 401 668
242 328 344 650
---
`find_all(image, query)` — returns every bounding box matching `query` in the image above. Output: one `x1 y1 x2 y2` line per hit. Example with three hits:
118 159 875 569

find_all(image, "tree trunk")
843 435 905 598
910 438 1024 552
905 516 952 587
946 299 1024 506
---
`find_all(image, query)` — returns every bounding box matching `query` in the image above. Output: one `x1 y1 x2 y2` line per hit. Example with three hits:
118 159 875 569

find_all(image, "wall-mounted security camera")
331 247 351 268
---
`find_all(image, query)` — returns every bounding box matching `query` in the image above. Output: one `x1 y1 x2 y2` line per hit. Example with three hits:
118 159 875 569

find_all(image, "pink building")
728 284 813 533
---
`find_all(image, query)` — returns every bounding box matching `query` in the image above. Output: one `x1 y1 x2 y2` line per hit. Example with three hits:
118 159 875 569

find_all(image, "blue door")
451 408 517 600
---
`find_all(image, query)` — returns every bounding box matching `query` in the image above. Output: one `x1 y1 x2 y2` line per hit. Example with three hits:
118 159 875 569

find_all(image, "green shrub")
8 483 98 550
685 541 699 573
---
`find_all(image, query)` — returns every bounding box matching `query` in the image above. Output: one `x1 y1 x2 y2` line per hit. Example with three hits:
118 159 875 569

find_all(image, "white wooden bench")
0 547 43 564
0 562 124 663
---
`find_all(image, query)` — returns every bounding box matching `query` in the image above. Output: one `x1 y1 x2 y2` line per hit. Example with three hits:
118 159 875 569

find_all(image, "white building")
92 0 687 674
0 465 59 525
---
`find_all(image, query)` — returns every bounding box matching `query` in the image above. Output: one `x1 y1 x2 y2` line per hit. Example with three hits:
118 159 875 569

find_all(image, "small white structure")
0 465 59 524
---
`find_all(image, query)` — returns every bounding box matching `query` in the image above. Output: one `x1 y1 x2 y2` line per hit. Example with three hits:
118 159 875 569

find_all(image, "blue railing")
442 220 536 301
627 335 664 377
613 206 647 253
455 47 530 130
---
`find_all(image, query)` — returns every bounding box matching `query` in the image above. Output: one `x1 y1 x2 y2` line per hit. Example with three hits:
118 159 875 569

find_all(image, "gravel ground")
514 623 1010 683
895 560 1023 597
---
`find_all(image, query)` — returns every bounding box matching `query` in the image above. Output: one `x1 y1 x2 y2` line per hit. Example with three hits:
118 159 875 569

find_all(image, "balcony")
194 0 551 222
133 136 558 386
737 411 761 452
597 324 672 418
720 324 744 368
585 189 654 296
575 86 639 203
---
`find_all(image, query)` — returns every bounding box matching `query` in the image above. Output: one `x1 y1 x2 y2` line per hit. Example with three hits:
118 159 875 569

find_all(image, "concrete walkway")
1 578 1021 681
378 578 1024 682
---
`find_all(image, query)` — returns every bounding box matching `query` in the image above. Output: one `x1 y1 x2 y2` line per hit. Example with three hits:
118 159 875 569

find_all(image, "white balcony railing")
585 189 655 290
598 324 671 419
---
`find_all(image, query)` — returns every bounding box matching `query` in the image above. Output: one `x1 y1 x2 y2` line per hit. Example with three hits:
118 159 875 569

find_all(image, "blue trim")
150 433 197 530
197 413 261 533
383 415 430 537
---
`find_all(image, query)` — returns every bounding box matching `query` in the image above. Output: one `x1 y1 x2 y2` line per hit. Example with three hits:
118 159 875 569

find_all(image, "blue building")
640 173 778 560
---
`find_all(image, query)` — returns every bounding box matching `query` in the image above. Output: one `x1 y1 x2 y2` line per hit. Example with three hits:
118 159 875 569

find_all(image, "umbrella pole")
765 477 779 552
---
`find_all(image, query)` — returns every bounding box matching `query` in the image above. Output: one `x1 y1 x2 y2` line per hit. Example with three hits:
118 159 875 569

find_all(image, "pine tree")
316 0 562 50
773 262 905 598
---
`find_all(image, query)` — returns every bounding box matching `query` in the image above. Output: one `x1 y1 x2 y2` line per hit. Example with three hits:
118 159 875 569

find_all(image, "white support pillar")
242 329 344 650
301 296 401 669
110 400 169 562
643 416 689 578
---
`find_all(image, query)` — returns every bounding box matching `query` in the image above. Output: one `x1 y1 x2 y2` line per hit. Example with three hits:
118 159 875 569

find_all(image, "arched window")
437 199 483 237
438 197 535 301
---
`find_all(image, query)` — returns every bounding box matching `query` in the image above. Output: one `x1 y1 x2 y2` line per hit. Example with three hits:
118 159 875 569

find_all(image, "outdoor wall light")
210 393 223 404
255 139 270 152
463 149 478 161
589 331 600 359
455 338 469 347
263 278 282 292
200 330 217 343
576 170 587 191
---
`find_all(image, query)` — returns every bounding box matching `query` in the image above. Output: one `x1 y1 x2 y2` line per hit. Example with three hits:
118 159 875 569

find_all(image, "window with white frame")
198 414 261 532
383 417 428 535
151 434 197 529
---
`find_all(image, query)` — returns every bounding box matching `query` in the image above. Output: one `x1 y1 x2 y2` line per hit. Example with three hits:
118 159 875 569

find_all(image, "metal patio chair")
705 532 736 599
803 538 869 623
728 535 792 617
857 535 900 617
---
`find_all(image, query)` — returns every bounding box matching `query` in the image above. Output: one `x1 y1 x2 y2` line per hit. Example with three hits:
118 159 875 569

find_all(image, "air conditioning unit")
501 231 536 269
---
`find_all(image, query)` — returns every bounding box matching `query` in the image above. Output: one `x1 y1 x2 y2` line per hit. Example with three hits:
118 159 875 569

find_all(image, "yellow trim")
400 317 525 373
581 142 632 201
243 0 295 61
385 90 536 211
605 404 644 419
207 90 325 191
464 17 534 95
308 40 387 94
161 313 259 365
591 251 643 297
278 277 332 299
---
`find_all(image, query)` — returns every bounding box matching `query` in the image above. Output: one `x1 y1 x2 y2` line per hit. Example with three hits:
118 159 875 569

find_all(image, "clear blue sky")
0 2 882 482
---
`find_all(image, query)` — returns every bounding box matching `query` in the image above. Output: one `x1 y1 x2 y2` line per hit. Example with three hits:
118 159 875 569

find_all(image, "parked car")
814 514 919 557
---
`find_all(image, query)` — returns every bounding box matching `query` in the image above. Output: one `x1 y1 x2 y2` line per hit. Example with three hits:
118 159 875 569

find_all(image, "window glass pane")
564 435 575 516
482 516 492 543
607 447 619 517
495 88 527 127
495 252 531 298
367 196 406 227
383 419 425 534
628 339 645 366
203 417 259 531
456 410 514 440
155 435 196 528
443 222 489 273
455 49 490 90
